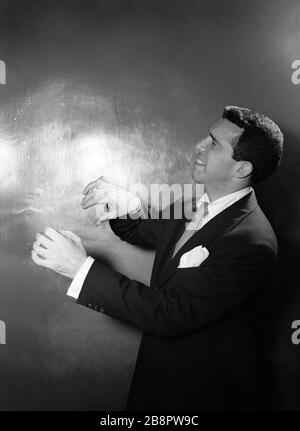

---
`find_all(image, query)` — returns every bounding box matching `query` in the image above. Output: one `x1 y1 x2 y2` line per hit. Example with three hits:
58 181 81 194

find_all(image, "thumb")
58 229 82 243
96 210 117 225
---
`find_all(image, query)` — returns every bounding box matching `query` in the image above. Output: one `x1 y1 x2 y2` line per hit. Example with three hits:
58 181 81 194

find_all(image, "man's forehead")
210 118 244 144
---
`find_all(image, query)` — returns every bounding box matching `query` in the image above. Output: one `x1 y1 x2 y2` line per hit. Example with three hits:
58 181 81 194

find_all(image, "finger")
31 250 51 268
81 194 99 209
44 226 63 242
81 193 109 209
82 176 104 195
58 229 82 244
36 233 53 248
32 241 50 258
96 209 117 225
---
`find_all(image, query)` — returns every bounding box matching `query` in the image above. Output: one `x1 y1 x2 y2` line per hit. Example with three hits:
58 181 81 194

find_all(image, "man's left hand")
31 227 88 279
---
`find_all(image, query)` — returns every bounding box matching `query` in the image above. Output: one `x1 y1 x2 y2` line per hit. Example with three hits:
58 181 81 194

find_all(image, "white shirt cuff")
67 256 95 300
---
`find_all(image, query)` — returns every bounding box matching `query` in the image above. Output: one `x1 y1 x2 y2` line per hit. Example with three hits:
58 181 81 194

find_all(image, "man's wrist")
128 190 142 214
69 254 88 279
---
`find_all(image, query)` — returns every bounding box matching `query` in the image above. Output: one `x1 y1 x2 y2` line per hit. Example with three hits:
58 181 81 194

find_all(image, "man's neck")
204 183 250 203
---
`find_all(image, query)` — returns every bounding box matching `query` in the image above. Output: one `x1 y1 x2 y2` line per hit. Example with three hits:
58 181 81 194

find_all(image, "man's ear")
235 161 253 179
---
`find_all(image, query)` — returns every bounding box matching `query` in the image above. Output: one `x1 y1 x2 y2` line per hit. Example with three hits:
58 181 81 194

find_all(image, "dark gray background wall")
0 0 299 410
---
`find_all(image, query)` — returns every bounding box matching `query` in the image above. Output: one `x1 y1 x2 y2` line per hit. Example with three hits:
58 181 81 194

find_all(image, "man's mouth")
193 158 205 166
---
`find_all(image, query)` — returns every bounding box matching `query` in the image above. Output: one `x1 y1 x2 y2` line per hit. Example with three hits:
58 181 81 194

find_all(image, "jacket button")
94 305 99 311
87 302 93 308
99 306 105 313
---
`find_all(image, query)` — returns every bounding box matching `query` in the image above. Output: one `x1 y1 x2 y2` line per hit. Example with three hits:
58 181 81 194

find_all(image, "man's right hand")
81 177 141 225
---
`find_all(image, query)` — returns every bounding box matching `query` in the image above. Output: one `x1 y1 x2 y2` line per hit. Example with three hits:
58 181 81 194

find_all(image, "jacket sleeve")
76 236 276 338
109 206 161 250
109 199 183 250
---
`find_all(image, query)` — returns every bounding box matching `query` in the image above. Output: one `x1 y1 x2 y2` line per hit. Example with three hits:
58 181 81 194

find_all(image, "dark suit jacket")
77 190 277 410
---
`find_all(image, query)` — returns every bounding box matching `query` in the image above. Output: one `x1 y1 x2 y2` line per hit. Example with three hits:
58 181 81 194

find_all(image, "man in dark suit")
31 106 283 410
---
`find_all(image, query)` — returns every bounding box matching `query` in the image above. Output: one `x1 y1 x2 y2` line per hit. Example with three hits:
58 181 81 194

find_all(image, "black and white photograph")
0 0 299 422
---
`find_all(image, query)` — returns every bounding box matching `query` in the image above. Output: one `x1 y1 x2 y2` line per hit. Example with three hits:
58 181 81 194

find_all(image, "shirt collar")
197 186 252 208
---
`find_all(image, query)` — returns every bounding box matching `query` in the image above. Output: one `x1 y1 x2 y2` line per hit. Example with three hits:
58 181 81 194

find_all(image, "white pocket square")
177 245 209 268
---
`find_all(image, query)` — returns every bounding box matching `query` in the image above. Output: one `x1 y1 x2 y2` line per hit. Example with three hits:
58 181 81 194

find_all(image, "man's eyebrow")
209 132 222 146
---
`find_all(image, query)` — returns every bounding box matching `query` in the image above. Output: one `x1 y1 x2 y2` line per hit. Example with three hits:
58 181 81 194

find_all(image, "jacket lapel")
154 190 258 288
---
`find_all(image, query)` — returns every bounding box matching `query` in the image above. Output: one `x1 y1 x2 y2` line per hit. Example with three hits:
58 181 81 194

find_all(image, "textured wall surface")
0 0 299 410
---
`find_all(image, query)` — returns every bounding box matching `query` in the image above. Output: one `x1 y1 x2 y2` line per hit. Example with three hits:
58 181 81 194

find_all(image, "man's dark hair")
222 106 284 183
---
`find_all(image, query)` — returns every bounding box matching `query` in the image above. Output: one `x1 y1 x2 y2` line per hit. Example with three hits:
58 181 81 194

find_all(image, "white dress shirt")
198 186 252 228
67 186 252 299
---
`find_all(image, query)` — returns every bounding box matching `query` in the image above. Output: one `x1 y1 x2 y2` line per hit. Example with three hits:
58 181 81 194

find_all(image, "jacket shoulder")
224 204 278 256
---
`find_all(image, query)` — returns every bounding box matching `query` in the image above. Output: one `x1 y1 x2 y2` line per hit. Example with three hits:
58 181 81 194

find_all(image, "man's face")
191 118 244 188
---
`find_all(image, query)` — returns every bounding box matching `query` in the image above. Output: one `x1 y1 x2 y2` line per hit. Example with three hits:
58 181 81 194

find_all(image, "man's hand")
31 227 88 279
81 176 141 225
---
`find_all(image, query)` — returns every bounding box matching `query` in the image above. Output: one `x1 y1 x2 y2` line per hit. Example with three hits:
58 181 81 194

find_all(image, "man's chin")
191 170 205 184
